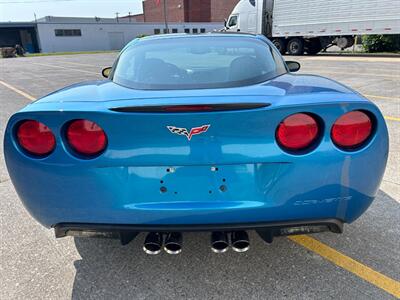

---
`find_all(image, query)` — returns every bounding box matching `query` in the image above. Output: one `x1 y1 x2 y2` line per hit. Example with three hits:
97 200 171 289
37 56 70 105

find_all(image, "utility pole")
115 12 119 23
128 11 132 22
163 0 169 33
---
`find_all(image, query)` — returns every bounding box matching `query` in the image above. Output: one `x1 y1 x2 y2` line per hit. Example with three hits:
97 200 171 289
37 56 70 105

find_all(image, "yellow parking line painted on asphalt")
301 56 400 63
303 65 400 74
364 94 400 101
304 69 400 79
61 61 100 67
0 80 36 101
289 235 400 298
32 62 98 75
385 116 400 122
362 95 400 122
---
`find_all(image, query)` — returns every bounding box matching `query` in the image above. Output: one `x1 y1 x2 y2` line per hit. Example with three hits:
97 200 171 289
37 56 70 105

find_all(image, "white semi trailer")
225 0 400 55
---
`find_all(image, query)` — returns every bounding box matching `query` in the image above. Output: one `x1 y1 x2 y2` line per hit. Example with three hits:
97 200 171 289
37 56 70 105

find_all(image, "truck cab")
225 0 260 34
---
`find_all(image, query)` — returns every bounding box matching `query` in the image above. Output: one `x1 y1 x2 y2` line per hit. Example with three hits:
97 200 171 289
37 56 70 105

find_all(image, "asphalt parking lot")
0 53 399 299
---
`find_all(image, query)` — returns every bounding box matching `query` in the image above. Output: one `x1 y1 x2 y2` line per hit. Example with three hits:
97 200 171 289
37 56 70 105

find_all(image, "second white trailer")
225 0 400 54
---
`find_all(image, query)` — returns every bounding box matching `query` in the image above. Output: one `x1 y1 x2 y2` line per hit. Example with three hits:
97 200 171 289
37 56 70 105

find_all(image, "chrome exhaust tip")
143 232 163 255
164 232 183 255
211 231 229 253
231 231 250 253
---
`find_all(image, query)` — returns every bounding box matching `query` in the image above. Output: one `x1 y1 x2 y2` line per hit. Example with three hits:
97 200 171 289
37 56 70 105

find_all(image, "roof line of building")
0 22 223 26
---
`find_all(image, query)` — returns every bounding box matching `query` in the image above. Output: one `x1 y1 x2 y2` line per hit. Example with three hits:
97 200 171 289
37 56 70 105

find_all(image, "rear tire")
272 38 286 55
287 38 304 55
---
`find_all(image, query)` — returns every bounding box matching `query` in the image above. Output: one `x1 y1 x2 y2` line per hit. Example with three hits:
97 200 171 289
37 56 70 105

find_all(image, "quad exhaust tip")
231 231 250 253
144 231 250 255
143 232 183 255
211 231 250 253
211 231 230 253
143 232 163 255
164 232 183 255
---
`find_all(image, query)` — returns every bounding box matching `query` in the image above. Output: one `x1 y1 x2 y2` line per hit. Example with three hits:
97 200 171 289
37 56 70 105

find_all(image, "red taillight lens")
66 120 107 156
17 120 56 156
331 111 373 149
276 113 319 151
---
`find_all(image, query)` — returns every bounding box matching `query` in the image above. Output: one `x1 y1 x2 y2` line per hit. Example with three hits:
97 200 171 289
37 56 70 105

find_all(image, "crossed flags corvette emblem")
167 125 210 141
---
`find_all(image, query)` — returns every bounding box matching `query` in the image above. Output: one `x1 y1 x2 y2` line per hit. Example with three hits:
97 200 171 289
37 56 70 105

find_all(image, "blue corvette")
4 34 388 255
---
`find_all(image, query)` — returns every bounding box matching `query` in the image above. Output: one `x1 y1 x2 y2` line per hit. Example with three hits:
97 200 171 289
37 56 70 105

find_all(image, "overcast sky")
0 0 144 22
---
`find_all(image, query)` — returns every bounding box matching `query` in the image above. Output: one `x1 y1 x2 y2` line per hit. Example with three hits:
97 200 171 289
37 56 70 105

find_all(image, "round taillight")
17 120 56 156
276 113 320 151
66 119 107 157
331 111 373 150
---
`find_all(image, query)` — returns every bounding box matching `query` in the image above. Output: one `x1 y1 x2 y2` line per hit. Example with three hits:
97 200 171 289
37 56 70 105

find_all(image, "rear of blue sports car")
4 34 388 254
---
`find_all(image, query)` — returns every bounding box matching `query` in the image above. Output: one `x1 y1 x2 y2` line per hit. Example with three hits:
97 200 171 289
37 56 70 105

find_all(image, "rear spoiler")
109 103 270 113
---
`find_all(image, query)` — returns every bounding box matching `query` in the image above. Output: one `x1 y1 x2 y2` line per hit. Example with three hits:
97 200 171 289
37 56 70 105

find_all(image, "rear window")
112 36 287 90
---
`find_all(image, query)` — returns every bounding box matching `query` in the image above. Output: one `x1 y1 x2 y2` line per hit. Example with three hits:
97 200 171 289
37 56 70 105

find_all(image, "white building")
0 16 223 53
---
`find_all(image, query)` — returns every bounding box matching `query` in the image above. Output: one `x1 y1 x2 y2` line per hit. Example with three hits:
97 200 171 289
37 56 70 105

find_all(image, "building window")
200 28 206 33
172 28 178 33
154 29 161 35
192 28 198 34
184 28 190 34
54 29 81 37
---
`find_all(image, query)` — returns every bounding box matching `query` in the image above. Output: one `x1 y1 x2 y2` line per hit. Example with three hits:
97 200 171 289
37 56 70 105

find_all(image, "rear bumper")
7 162 382 227
6 158 386 227
54 218 343 244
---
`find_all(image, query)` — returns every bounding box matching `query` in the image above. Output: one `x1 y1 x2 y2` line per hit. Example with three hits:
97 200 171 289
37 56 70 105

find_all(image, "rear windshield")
112 36 287 90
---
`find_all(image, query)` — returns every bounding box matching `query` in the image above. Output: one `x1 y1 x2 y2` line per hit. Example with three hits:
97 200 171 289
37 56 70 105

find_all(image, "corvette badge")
167 125 210 141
